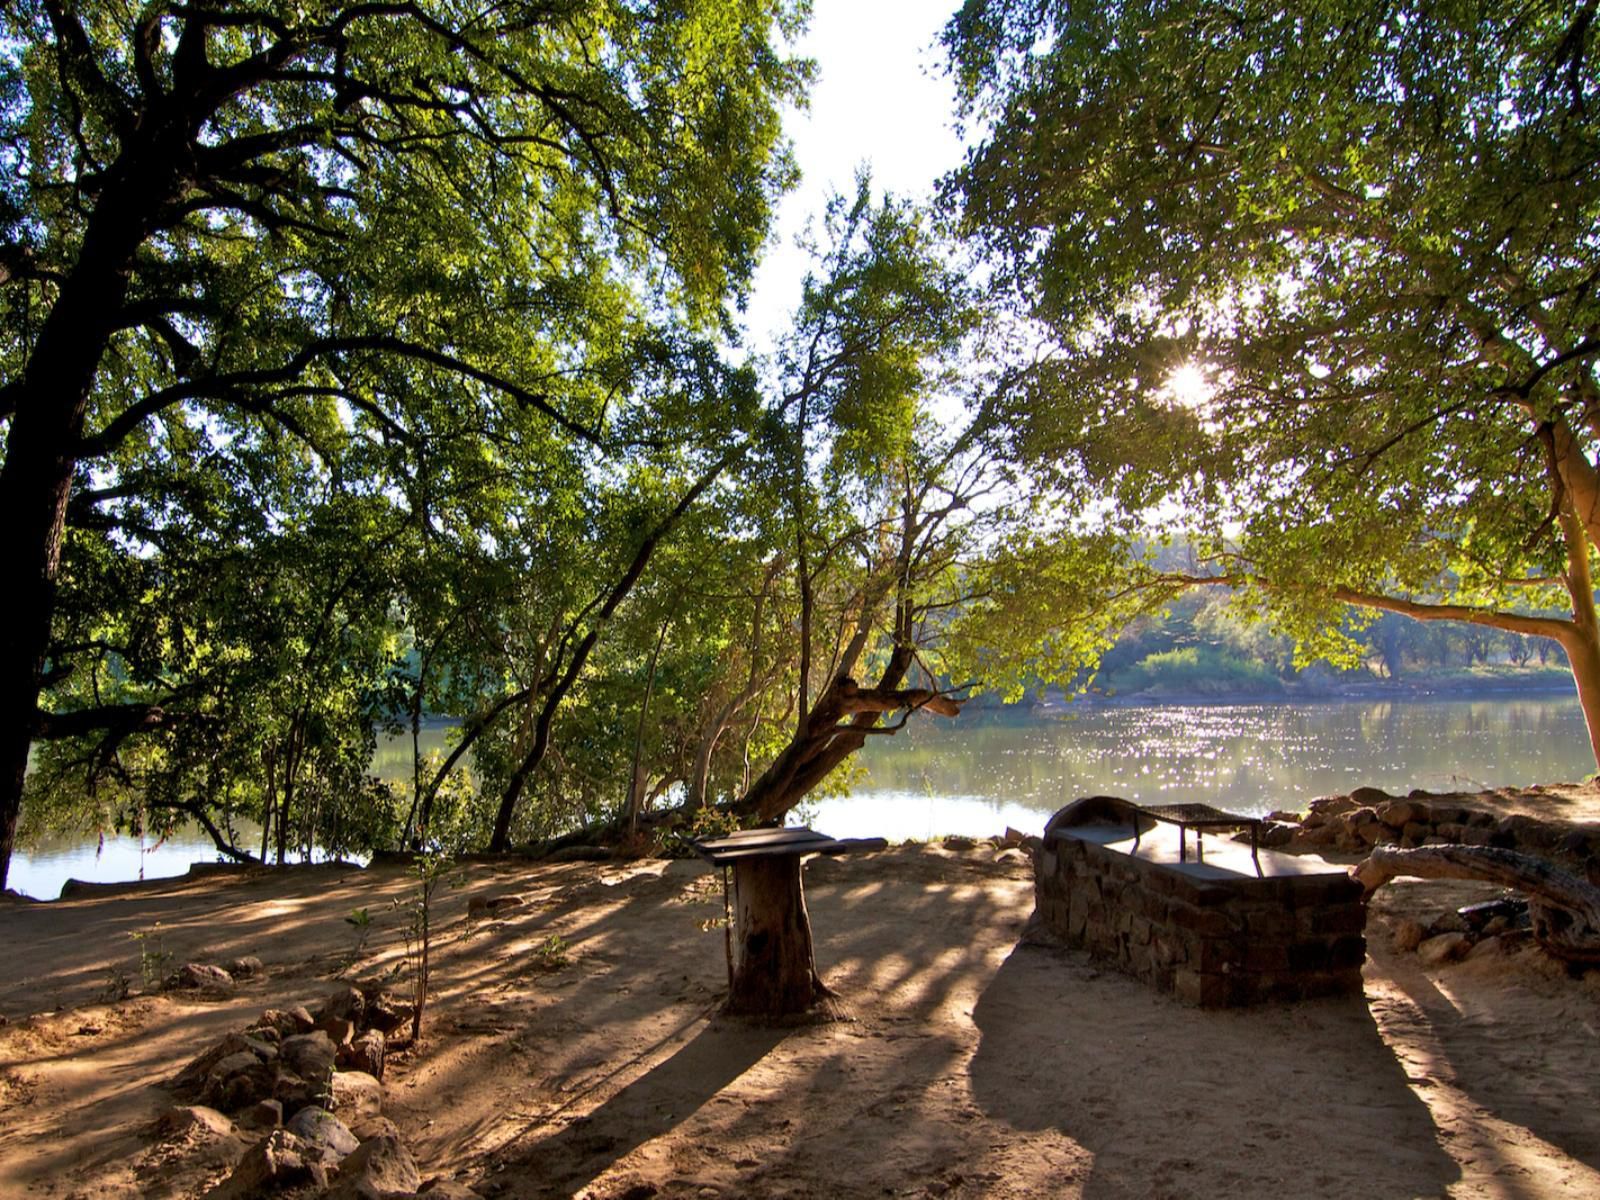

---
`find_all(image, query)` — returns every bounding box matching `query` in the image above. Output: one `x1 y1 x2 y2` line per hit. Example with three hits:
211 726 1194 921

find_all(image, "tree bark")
1356 844 1600 964
723 855 841 1019
732 673 962 825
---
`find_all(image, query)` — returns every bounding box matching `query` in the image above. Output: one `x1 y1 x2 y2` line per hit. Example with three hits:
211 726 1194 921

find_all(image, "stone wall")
1033 797 1367 1007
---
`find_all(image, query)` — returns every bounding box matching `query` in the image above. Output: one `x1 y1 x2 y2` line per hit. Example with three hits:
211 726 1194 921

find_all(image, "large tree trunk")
1355 844 1600 964
732 674 962 825
723 856 842 1020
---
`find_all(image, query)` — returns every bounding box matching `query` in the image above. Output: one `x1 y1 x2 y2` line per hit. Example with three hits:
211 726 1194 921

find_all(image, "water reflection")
10 698 1591 897
808 697 1594 841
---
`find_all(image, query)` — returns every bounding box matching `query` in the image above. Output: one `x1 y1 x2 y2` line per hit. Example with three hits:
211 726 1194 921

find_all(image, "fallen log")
1355 844 1600 965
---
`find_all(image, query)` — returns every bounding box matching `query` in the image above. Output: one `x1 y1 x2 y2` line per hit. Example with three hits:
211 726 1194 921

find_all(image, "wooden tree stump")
724 855 843 1020
1356 844 1600 964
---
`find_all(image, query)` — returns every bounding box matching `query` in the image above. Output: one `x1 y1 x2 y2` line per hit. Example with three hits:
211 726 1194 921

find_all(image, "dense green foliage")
944 0 1600 757
0 0 809 881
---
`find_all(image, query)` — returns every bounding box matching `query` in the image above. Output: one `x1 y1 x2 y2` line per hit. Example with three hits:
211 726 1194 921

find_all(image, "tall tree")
0 0 805 887
945 0 1600 762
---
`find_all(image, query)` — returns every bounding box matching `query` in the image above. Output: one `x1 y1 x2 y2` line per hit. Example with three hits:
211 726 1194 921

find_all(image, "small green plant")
391 851 459 1041
99 968 132 1003
534 933 570 970
130 923 172 992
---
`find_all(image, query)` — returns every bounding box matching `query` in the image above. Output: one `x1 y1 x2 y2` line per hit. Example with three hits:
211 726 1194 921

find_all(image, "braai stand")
692 827 880 1020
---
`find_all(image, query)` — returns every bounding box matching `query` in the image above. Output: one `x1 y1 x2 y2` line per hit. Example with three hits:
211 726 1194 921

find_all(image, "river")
9 695 1592 899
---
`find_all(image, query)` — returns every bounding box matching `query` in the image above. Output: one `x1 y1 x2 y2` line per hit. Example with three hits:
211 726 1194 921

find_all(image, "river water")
10 695 1591 899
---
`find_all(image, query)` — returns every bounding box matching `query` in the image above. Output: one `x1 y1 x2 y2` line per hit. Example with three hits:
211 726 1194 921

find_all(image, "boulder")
250 1007 316 1039
359 990 414 1036
228 956 265 979
280 1031 337 1084
285 1106 359 1161
330 1070 384 1120
170 962 236 993
419 1183 485 1199
1425 911 1470 938
1307 794 1360 817
318 1017 358 1049
466 893 527 919
201 1052 278 1112
238 1099 283 1130
317 987 367 1030
1466 934 1512 962
1348 786 1393 809
349 1115 401 1143
1417 932 1472 967
157 1105 236 1139
205 1130 329 1199
273 1069 326 1116
1258 821 1295 848
1378 800 1424 830
1390 919 1426 953
338 1029 386 1081
321 1134 419 1200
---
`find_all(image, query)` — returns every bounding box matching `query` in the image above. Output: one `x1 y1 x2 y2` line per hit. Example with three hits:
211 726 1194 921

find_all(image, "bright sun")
1162 362 1214 410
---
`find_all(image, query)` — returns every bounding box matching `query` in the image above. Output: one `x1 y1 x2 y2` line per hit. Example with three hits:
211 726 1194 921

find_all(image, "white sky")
740 0 967 350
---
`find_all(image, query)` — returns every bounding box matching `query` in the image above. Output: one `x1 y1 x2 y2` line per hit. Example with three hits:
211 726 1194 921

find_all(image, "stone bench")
1031 796 1367 1007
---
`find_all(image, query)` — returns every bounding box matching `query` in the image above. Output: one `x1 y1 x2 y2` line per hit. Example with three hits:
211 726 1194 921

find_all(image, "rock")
318 1016 358 1048
941 836 977 851
1425 911 1470 937
1391 919 1426 953
280 1031 337 1084
419 1182 485 1199
1378 800 1423 830
466 893 527 919
201 1052 278 1112
273 1069 327 1115
1266 809 1301 823
338 1029 386 1081
1258 821 1295 848
285 1106 359 1161
1350 788 1394 808
158 1104 236 1138
239 1099 283 1130
993 848 1028 865
1417 932 1472 967
349 1115 401 1143
1308 793 1362 817
177 1032 280 1092
251 1007 316 1039
1466 934 1512 962
321 1133 419 1200
359 990 413 1036
228 956 265 979
206 1130 328 1199
170 962 236 993
330 1070 384 1120
1001 826 1027 847
317 987 367 1030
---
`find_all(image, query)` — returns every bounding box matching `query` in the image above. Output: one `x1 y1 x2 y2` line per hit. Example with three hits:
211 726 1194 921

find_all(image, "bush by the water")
1103 646 1285 697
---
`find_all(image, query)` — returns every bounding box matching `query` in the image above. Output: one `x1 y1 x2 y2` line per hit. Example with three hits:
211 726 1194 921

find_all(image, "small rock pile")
1276 787 1600 874
1387 897 1534 969
168 956 266 995
160 986 480 1199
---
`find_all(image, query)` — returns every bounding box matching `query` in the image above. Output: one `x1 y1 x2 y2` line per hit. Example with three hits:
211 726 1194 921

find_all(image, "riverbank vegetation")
3 1 1597 886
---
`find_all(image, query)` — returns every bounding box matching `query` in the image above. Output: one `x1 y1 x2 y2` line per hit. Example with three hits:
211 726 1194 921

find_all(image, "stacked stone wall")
1033 828 1366 1007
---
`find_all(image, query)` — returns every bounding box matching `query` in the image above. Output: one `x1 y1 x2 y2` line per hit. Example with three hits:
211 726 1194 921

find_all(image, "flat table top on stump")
691 827 883 865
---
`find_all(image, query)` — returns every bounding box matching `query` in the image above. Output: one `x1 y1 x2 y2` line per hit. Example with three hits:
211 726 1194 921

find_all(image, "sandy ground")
3 789 1600 1200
